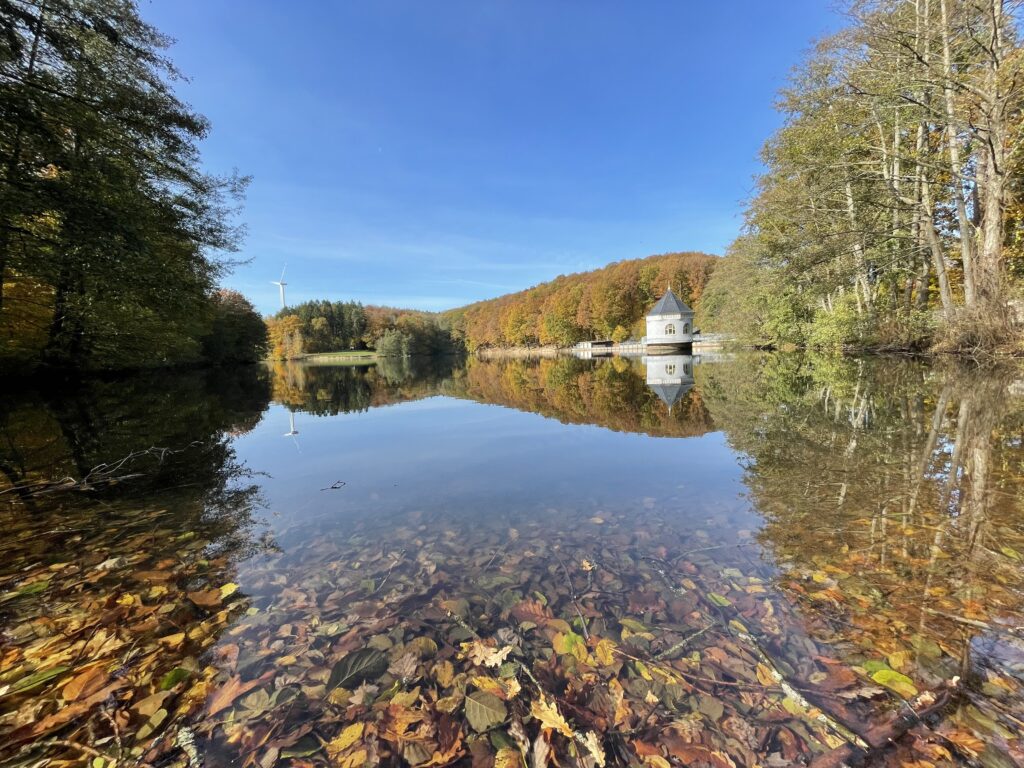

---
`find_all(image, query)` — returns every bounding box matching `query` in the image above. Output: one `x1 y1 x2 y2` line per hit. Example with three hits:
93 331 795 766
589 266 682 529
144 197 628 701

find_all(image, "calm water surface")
1 354 1023 767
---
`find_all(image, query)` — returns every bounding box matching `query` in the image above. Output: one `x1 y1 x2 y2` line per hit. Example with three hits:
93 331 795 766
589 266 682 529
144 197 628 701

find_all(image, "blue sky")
143 1 840 314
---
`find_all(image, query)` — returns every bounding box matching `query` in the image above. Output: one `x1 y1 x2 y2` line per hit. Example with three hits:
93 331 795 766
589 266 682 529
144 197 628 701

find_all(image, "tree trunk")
974 0 1010 310
939 0 978 306
0 2 47 318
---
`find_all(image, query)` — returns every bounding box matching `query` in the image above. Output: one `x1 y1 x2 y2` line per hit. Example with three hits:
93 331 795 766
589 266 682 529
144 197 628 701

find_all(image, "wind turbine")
271 264 288 309
284 410 301 452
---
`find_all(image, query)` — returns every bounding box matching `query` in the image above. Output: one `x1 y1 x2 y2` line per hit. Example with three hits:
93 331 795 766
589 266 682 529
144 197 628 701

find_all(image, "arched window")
664 364 676 376
682 323 690 334
664 323 676 335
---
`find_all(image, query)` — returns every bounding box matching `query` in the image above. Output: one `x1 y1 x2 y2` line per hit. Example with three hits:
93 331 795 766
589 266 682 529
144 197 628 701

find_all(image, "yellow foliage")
529 696 573 737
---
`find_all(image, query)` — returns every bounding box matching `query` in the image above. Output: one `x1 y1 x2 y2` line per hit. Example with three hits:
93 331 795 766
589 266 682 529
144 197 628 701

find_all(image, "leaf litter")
0 487 975 767
3 357 1024 767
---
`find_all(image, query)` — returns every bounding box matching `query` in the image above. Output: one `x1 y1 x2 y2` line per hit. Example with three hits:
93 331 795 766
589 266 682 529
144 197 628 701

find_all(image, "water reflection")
0 367 274 764
642 354 695 408
701 355 1024 765
2 355 1023 767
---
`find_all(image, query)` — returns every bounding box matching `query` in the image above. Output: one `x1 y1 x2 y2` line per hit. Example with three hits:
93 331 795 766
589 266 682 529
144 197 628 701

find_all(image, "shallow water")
2 354 1023 767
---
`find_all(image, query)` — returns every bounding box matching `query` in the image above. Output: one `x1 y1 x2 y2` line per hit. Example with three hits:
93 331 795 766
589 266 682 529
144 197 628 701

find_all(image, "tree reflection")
269 356 715 438
701 355 1024 764
0 367 274 764
269 357 460 416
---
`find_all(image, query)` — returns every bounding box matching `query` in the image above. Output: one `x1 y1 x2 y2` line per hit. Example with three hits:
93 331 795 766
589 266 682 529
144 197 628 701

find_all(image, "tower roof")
647 287 693 317
649 382 693 407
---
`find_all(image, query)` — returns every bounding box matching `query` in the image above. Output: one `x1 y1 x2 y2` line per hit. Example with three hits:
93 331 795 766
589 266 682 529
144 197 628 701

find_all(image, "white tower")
644 287 694 347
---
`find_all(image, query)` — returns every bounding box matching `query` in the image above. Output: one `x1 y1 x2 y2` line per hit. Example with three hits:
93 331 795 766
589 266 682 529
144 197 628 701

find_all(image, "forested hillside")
0 0 262 371
698 0 1024 353
445 251 716 350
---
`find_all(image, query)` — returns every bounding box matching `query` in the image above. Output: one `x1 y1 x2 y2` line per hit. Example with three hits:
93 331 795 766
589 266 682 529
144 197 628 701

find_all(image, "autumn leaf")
336 748 368 768
465 690 507 732
495 747 523 768
187 588 223 608
206 672 272 716
27 681 126 738
61 665 109 702
871 668 918 698
328 648 388 690
594 638 618 666
580 731 606 767
471 674 521 700
433 660 455 688
326 722 365 758
460 640 513 668
552 630 589 663
530 696 573 737
388 652 418 681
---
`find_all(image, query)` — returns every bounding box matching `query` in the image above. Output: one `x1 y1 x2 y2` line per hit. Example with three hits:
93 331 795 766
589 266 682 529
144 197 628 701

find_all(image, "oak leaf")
580 731 606 767
461 640 513 668
529 696 572 737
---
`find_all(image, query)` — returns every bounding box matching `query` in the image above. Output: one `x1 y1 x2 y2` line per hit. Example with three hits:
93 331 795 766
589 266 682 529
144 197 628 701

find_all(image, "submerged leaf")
870 668 918 698
326 722 365 757
465 690 507 732
530 696 573 737
3 665 69 697
329 648 388 690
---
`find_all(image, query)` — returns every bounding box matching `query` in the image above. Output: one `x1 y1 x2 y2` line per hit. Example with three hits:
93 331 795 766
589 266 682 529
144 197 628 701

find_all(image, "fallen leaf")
465 690 507 732
206 672 272 716
530 696 572 737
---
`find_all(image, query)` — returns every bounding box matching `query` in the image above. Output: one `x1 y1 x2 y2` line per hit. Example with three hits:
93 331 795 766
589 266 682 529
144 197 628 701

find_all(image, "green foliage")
201 290 268 364
267 301 461 359
699 2 1024 353
0 0 251 370
276 300 367 353
805 293 862 350
375 328 413 358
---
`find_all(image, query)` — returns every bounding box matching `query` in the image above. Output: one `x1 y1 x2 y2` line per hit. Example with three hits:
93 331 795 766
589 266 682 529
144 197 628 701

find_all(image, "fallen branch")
808 682 956 768
0 443 202 499
552 546 591 641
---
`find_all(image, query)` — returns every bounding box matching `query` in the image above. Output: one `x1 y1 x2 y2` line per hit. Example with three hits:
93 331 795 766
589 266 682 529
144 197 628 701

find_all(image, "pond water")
1 354 1023 767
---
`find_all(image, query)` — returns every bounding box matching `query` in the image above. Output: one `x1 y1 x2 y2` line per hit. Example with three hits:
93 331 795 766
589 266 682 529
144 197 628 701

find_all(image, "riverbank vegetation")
445 252 716 351
698 0 1024 354
0 0 262 372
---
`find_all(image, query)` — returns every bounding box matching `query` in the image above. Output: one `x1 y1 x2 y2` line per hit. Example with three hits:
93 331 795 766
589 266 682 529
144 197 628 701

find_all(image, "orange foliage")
444 252 717 350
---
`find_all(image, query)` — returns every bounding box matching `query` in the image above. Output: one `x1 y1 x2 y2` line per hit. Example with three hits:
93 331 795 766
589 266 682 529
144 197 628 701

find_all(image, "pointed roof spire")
647 286 693 317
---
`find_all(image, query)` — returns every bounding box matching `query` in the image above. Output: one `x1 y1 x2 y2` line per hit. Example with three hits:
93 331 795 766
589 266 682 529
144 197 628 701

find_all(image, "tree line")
698 0 1024 353
444 251 716 351
264 301 460 359
0 0 265 371
266 252 717 359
